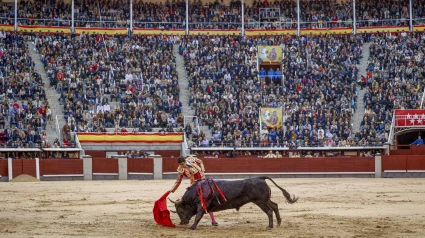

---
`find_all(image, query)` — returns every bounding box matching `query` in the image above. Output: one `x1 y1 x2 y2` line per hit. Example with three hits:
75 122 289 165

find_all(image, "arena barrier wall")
162 157 375 179
40 159 84 181
2 155 425 181
382 155 425 178
0 159 8 182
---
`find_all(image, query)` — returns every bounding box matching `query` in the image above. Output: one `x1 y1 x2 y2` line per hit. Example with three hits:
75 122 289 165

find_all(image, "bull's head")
168 198 197 225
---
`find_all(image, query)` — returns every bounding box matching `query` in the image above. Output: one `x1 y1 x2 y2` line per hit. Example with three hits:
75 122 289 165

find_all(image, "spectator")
411 135 424 145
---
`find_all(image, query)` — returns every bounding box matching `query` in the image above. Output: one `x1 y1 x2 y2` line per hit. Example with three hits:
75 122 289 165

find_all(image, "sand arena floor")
1 178 425 238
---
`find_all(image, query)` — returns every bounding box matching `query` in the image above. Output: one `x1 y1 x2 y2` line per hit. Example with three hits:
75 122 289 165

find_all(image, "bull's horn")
168 198 183 204
170 210 177 213
168 198 176 204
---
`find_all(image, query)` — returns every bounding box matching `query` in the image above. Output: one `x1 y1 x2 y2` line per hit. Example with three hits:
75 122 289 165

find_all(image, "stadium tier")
0 0 424 159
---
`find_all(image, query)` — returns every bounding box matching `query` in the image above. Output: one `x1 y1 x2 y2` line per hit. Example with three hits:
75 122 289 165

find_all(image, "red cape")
152 191 176 228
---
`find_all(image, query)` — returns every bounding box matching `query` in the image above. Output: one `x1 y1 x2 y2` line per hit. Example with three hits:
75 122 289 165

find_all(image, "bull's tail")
259 176 299 204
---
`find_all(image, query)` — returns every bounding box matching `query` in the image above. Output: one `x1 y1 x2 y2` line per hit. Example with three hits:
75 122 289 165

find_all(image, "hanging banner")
414 26 425 32
189 29 240 35
260 108 283 128
257 46 283 63
19 25 71 34
77 132 184 143
301 28 352 35
357 26 409 34
133 28 185 35
394 110 425 127
0 24 14 32
245 29 296 36
75 27 128 36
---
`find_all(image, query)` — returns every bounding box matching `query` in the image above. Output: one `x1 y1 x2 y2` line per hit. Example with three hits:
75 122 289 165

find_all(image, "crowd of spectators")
359 31 425 145
1 0 424 30
0 31 55 148
180 33 361 148
355 0 411 27
35 32 184 134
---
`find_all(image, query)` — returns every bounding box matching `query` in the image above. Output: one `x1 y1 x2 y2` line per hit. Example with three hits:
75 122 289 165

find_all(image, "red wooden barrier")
382 155 407 171
411 146 425 155
22 159 36 178
155 150 180 157
390 150 411 155
92 158 118 174
85 150 107 158
12 159 23 178
0 159 8 176
128 158 154 173
164 157 374 173
39 159 83 175
163 157 177 173
406 155 425 171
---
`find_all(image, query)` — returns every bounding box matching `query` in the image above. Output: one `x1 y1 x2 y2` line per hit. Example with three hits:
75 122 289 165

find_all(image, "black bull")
169 176 298 230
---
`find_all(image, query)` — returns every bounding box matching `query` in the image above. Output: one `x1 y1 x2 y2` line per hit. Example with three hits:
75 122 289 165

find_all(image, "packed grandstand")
0 0 424 158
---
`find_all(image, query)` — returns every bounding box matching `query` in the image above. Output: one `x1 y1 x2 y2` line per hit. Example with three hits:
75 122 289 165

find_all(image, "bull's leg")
190 208 205 230
255 202 274 228
268 200 282 226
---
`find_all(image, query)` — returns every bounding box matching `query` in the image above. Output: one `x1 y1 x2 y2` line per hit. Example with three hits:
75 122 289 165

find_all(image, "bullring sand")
1 178 425 237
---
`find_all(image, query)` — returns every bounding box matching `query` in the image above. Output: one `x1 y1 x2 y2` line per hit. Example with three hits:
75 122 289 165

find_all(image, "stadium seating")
180 33 360 148
0 32 52 148
359 32 425 146
35 33 183 133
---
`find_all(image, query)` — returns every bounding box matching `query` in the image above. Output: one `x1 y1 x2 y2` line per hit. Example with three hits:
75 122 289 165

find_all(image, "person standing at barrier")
411 135 424 145
170 156 219 226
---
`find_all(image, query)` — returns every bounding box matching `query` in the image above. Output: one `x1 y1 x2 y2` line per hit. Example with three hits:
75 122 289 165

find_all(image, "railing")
420 87 425 109
71 132 84 156
189 140 387 148
55 115 61 142
191 145 385 151
388 116 395 145
183 116 199 149
2 16 423 31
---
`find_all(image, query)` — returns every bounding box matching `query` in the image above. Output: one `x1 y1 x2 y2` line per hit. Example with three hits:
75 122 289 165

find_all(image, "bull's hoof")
190 226 197 230
277 219 282 226
266 226 273 229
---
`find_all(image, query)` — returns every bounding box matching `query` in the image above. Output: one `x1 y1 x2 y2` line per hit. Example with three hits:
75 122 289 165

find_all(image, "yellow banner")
301 28 352 35
258 46 283 63
357 26 409 33
246 29 296 36
414 26 425 32
189 30 240 35
0 24 14 32
78 133 183 143
133 29 185 35
19 25 71 33
260 108 283 128
75 27 127 35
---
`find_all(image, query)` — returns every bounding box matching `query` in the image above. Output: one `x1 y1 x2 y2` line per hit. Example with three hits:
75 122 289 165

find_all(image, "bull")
169 176 298 230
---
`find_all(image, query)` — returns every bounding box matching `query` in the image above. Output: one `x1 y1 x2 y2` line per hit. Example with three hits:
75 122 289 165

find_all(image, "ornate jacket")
170 157 205 193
